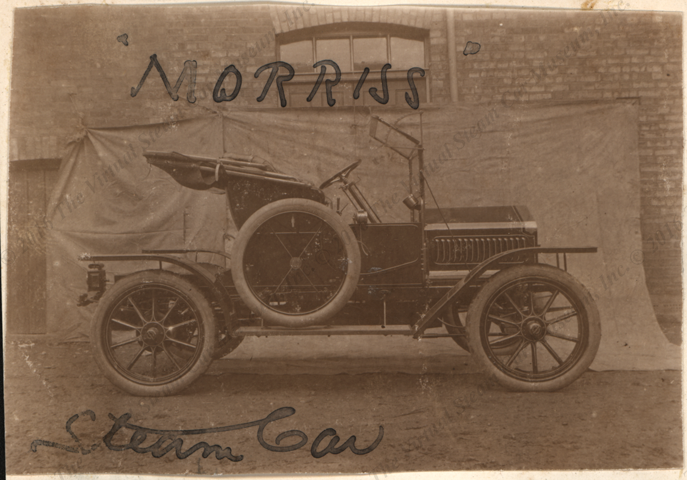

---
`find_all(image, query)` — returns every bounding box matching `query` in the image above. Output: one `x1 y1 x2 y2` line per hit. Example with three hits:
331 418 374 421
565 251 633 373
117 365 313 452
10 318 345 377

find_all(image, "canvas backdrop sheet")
46 116 228 341
45 102 680 370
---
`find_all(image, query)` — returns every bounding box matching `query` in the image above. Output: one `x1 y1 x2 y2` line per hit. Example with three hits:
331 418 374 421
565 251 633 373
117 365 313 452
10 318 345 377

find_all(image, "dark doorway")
6 159 61 334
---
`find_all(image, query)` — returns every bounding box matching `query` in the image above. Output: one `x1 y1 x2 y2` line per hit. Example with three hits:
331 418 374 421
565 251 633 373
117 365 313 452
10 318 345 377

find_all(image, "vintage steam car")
78 115 601 396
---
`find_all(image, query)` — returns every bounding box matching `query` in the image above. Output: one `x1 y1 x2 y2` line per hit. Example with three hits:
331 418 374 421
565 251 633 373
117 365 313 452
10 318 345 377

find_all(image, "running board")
428 269 498 281
235 325 415 336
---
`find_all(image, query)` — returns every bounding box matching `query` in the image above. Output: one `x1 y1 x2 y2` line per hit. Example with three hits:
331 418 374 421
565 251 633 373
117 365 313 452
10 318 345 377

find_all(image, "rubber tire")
232 198 361 327
466 264 601 392
91 270 216 397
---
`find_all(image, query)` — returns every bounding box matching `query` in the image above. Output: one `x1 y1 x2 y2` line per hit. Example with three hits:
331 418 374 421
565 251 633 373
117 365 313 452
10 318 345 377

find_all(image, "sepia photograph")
2 0 684 477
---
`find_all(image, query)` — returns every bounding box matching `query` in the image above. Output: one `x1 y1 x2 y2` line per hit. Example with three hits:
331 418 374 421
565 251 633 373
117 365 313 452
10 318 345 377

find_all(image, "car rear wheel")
91 271 216 396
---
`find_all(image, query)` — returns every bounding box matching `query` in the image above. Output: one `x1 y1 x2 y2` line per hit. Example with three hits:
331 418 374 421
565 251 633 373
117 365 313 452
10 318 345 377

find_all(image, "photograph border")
2 0 685 479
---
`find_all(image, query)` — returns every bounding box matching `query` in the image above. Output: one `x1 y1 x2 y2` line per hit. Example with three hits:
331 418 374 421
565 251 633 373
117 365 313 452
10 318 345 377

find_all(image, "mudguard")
412 246 597 338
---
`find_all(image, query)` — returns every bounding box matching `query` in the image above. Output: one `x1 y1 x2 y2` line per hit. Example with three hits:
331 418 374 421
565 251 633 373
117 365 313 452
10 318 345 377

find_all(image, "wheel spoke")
271 225 294 257
111 336 140 349
126 345 147 370
267 268 293 301
298 267 321 293
158 298 179 325
489 332 521 346
151 290 156 321
505 339 527 367
540 289 559 316
297 220 324 258
167 318 198 331
546 331 579 343
152 347 157 377
111 318 140 330
545 306 574 312
547 309 578 325
166 337 197 350
503 291 525 317
531 342 538 373
529 285 535 315
541 338 564 365
493 303 518 316
488 314 520 327
161 344 181 370
128 297 149 324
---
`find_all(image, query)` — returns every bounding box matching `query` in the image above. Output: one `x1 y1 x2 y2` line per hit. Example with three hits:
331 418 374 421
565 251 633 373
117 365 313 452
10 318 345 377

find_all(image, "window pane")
280 40 313 71
353 37 388 71
390 37 425 70
316 38 351 71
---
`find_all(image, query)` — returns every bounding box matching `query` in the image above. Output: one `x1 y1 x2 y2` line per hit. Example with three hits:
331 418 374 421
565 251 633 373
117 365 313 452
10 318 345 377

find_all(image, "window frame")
276 23 429 75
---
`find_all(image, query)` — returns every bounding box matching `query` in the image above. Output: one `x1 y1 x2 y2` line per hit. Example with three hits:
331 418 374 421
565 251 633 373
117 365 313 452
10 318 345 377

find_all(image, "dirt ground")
4 334 683 475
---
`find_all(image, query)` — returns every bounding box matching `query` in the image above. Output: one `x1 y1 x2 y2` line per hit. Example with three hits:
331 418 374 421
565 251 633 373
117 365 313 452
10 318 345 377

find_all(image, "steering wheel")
319 160 362 190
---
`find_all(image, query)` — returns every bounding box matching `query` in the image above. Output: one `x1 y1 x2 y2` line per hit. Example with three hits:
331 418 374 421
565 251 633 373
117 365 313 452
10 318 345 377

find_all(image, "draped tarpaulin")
46 116 229 341
45 102 680 370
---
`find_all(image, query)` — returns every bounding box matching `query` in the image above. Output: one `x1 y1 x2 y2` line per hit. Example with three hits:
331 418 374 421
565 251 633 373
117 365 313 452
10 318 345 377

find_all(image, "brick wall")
446 9 683 326
10 4 276 142
9 5 682 329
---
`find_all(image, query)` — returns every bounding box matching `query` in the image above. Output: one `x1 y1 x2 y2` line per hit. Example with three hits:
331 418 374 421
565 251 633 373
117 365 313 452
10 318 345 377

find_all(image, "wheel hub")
522 317 547 341
141 323 165 346
290 257 303 269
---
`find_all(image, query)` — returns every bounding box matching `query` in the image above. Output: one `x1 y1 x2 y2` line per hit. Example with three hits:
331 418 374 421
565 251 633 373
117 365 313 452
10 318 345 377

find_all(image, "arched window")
277 23 429 107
